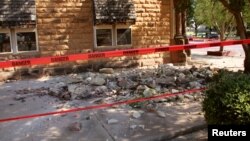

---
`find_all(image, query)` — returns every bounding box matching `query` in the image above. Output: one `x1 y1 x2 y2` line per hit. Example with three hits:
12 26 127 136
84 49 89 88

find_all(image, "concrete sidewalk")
189 43 244 72
0 77 207 141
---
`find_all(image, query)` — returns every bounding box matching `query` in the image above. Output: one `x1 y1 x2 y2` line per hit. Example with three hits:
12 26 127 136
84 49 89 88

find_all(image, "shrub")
202 70 250 124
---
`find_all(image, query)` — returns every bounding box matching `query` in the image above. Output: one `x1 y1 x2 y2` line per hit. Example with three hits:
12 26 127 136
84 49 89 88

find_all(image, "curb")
140 122 207 141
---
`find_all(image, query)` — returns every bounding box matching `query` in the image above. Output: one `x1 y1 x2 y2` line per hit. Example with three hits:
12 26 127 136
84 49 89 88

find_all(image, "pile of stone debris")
14 65 215 106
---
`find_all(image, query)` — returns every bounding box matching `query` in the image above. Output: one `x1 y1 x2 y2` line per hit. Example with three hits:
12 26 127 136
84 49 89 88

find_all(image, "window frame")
15 28 39 53
115 25 132 46
0 29 13 54
94 25 114 48
94 25 132 48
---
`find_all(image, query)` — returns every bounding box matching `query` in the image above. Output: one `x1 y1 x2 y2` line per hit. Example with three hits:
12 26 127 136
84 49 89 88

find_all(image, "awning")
93 0 136 25
0 0 36 27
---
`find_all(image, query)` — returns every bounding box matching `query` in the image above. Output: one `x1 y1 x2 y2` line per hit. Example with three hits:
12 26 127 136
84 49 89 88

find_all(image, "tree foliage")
203 70 250 124
186 0 203 35
219 0 250 24
194 0 235 40
186 0 195 27
195 0 233 27
243 1 250 26
216 0 250 73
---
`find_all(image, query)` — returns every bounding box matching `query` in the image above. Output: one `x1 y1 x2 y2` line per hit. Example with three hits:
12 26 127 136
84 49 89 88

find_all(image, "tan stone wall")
0 0 173 80
132 0 171 47
132 0 171 66
36 0 93 57
36 0 171 56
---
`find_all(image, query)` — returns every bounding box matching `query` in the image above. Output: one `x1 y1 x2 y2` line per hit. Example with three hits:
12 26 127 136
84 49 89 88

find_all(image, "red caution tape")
0 88 206 123
1 39 250 69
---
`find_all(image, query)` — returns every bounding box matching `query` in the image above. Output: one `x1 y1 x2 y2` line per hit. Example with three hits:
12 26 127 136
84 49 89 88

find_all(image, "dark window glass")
117 28 131 45
17 32 37 51
0 33 11 53
96 29 112 46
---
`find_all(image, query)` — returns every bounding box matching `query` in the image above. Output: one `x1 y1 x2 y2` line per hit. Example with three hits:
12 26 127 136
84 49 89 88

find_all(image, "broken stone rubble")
156 110 166 118
69 122 82 131
8 65 216 137
107 119 119 124
99 68 114 74
14 65 215 105
132 111 142 119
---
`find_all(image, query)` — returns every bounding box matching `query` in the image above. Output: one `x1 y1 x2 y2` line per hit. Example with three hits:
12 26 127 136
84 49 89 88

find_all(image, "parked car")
207 33 219 39
197 33 206 38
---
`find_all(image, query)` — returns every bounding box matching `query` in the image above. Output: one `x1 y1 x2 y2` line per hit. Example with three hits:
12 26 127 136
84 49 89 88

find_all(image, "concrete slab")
94 102 206 141
0 75 206 141
0 79 113 141
169 129 207 141
190 43 245 71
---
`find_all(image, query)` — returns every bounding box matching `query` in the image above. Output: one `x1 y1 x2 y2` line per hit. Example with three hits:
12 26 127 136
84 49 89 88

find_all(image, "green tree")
187 0 195 27
218 0 250 73
195 0 235 51
187 0 203 36
243 1 250 28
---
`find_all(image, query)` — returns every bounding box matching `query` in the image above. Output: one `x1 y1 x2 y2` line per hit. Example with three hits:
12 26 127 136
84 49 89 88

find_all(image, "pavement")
0 77 207 141
169 129 207 141
0 42 245 141
190 42 244 71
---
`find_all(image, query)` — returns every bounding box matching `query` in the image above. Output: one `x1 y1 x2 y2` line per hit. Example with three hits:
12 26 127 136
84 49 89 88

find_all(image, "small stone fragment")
130 125 137 129
90 78 106 86
156 110 166 118
138 125 145 129
132 112 141 119
99 68 114 74
107 119 118 124
171 89 179 93
69 122 82 131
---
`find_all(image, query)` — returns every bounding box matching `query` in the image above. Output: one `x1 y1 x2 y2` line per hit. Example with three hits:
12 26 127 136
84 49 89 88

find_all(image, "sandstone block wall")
132 0 171 66
36 0 93 57
0 0 173 80
36 0 171 67
132 0 171 47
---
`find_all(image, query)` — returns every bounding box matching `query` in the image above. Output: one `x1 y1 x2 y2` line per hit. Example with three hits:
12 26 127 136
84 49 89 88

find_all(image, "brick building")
0 0 181 75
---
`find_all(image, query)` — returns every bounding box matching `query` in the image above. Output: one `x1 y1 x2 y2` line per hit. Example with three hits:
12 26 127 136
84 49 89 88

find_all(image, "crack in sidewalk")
94 113 116 141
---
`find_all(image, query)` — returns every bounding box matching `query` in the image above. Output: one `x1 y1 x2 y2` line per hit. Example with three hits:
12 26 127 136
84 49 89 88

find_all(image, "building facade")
0 0 175 76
